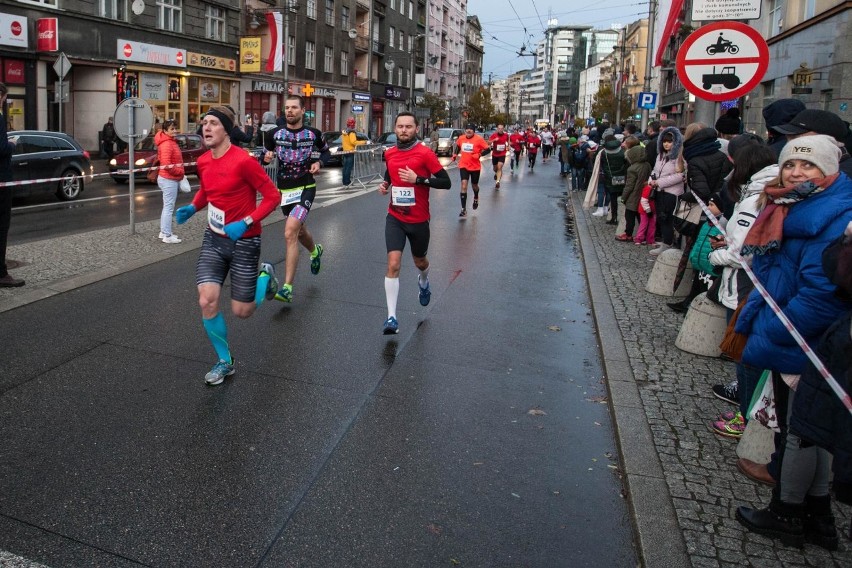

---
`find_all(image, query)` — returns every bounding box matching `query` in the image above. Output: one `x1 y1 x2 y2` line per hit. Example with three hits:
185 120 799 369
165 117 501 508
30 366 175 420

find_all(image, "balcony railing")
372 40 385 56
354 36 369 52
353 77 369 90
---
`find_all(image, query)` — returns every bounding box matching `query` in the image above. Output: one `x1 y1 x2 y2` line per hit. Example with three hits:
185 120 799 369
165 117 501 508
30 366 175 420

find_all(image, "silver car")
435 128 463 157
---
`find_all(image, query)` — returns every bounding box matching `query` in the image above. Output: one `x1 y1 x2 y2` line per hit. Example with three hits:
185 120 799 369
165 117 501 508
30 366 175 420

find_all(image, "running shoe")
205 358 235 386
711 411 745 439
459 209 467 218
472 199 479 210
274 284 293 303
162 235 182 244
713 381 739 406
419 280 431 306
495 181 500 189
260 262 278 302
383 316 399 335
310 243 323 275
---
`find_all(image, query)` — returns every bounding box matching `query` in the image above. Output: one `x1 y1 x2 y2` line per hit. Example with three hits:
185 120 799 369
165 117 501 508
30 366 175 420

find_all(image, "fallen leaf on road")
547 325 562 332
585 395 608 403
528 408 547 416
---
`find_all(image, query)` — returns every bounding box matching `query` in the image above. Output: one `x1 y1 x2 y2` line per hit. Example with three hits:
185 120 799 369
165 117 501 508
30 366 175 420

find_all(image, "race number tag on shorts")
208 204 226 235
280 189 302 206
496 144 506 151
391 185 415 207
461 142 474 152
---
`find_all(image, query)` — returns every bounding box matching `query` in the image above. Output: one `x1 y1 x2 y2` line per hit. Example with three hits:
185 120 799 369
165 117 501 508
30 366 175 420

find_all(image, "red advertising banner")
3 60 25 85
37 18 58 52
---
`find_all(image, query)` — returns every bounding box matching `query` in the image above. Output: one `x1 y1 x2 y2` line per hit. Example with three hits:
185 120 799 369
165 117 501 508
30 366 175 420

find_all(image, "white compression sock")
385 277 399 319
418 267 429 287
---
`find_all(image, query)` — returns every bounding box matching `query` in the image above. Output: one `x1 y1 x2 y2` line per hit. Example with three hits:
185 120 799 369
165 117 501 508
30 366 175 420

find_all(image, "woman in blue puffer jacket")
734 135 852 549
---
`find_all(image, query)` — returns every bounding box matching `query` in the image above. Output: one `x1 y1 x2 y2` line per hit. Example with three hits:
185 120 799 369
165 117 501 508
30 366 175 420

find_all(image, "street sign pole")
113 97 154 234
640 0 657 131
53 53 71 132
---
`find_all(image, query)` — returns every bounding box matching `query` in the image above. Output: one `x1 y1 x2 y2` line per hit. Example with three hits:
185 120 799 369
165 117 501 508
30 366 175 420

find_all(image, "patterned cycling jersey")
265 125 328 190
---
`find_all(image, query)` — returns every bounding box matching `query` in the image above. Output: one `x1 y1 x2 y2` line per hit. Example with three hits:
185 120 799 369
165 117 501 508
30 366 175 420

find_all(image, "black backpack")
573 144 587 164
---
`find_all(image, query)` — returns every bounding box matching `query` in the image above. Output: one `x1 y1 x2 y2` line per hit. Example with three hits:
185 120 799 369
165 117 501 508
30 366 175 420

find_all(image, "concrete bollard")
645 248 693 298
675 292 728 357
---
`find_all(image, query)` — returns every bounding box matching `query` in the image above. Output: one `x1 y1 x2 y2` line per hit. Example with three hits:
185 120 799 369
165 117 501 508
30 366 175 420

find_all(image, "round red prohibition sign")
675 21 769 102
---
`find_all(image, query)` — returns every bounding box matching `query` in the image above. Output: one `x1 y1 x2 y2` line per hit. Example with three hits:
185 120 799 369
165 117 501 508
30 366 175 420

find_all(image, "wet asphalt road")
0 158 637 567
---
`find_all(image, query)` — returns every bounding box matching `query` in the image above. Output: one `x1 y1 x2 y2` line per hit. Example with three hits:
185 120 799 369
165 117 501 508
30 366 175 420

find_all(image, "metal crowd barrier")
351 144 386 189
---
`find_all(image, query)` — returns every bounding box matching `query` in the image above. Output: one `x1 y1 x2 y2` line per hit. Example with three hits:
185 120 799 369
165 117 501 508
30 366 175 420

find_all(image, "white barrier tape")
692 193 852 415
0 160 199 188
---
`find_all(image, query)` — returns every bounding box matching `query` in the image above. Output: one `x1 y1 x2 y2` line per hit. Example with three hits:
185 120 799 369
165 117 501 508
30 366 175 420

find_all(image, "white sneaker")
162 235 182 244
649 244 671 256
591 207 606 217
158 232 166 239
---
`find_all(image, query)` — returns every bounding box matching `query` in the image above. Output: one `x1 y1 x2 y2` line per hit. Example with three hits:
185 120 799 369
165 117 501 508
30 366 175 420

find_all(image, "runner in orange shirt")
451 123 491 217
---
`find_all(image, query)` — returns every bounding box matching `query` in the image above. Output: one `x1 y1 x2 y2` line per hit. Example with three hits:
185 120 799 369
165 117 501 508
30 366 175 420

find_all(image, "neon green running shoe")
310 244 323 275
274 284 293 303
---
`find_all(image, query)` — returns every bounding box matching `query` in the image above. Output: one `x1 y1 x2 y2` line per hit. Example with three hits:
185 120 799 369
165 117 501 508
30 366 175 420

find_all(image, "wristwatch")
243 215 254 226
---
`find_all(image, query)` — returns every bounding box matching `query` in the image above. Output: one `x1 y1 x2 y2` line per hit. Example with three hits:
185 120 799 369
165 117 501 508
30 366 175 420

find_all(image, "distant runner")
452 123 490 217
489 124 510 189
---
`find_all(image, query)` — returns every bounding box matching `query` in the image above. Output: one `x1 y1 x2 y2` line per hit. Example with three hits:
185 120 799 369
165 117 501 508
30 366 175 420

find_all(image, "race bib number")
496 144 506 151
208 204 226 235
461 142 474 152
391 185 415 207
280 189 302 206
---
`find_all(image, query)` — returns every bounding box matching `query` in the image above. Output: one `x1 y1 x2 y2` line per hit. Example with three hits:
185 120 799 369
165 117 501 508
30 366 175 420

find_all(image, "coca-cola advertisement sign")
37 18 58 52
0 13 29 48
3 60 25 85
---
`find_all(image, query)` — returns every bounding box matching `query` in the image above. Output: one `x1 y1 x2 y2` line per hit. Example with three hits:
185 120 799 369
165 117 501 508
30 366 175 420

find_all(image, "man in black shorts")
263 95 330 303
175 105 281 385
378 112 452 334
452 123 490 217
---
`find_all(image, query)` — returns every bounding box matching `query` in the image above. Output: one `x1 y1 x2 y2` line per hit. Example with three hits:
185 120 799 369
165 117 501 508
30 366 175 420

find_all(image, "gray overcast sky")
467 0 650 79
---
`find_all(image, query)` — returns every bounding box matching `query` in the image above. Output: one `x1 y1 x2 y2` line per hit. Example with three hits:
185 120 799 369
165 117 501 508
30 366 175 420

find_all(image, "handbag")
747 370 781 432
603 153 626 187
672 195 702 235
719 297 749 362
179 176 191 193
146 158 160 183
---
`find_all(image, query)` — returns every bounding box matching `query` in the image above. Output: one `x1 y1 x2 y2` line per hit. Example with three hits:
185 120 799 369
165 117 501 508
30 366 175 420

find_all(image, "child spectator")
617 145 651 241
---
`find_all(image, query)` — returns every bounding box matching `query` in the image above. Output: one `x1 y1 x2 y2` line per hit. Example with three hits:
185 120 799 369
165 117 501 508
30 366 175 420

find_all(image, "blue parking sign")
638 92 657 110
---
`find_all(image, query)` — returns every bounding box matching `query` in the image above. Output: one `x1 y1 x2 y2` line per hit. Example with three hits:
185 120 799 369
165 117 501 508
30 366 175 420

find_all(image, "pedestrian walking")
0 81 22 287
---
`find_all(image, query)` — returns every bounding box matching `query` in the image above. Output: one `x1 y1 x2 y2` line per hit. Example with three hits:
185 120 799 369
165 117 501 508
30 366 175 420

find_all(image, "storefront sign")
140 73 168 100
353 92 371 102
3 60 25 85
312 87 337 98
0 12 27 48
36 18 58 51
118 39 186 68
186 52 237 73
239 38 261 73
252 81 285 93
352 105 364 113
384 86 403 100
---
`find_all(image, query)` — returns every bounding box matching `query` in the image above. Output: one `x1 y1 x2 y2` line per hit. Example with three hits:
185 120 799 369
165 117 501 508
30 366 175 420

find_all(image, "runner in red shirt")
174 105 281 385
451 123 491 217
509 127 525 173
488 123 510 189
525 127 542 171
377 111 451 335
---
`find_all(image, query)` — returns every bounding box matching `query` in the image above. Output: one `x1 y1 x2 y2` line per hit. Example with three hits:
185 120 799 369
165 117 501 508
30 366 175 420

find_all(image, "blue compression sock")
202 313 231 362
255 272 270 306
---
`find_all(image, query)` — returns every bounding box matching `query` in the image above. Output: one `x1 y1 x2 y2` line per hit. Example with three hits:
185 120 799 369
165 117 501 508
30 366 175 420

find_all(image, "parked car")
435 128 463 156
109 133 205 182
8 130 94 201
374 132 429 159
322 130 370 166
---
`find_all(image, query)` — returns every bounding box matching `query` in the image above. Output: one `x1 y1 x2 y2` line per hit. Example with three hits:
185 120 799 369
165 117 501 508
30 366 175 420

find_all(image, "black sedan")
9 130 94 201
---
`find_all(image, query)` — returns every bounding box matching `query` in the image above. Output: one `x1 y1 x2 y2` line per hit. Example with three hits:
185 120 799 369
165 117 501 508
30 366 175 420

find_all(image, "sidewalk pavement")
1 164 850 566
570 190 852 567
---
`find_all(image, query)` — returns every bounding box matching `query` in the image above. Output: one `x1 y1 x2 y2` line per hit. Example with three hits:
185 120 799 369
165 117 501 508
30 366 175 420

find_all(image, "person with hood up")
255 111 278 148
155 119 186 244
715 108 742 155
647 126 685 255
597 134 627 225
616 144 651 241
734 135 852 547
762 98 806 159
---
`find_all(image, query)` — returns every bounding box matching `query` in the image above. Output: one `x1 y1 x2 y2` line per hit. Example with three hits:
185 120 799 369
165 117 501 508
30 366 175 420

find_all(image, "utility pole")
640 0 657 132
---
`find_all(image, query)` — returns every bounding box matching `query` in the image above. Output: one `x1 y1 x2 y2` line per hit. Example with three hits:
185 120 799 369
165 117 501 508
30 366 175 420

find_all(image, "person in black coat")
762 98 806 159
644 120 660 167
773 108 852 178
0 82 23 287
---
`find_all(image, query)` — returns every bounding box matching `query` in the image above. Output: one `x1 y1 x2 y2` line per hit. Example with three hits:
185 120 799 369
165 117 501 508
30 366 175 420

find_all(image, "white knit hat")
778 134 842 176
